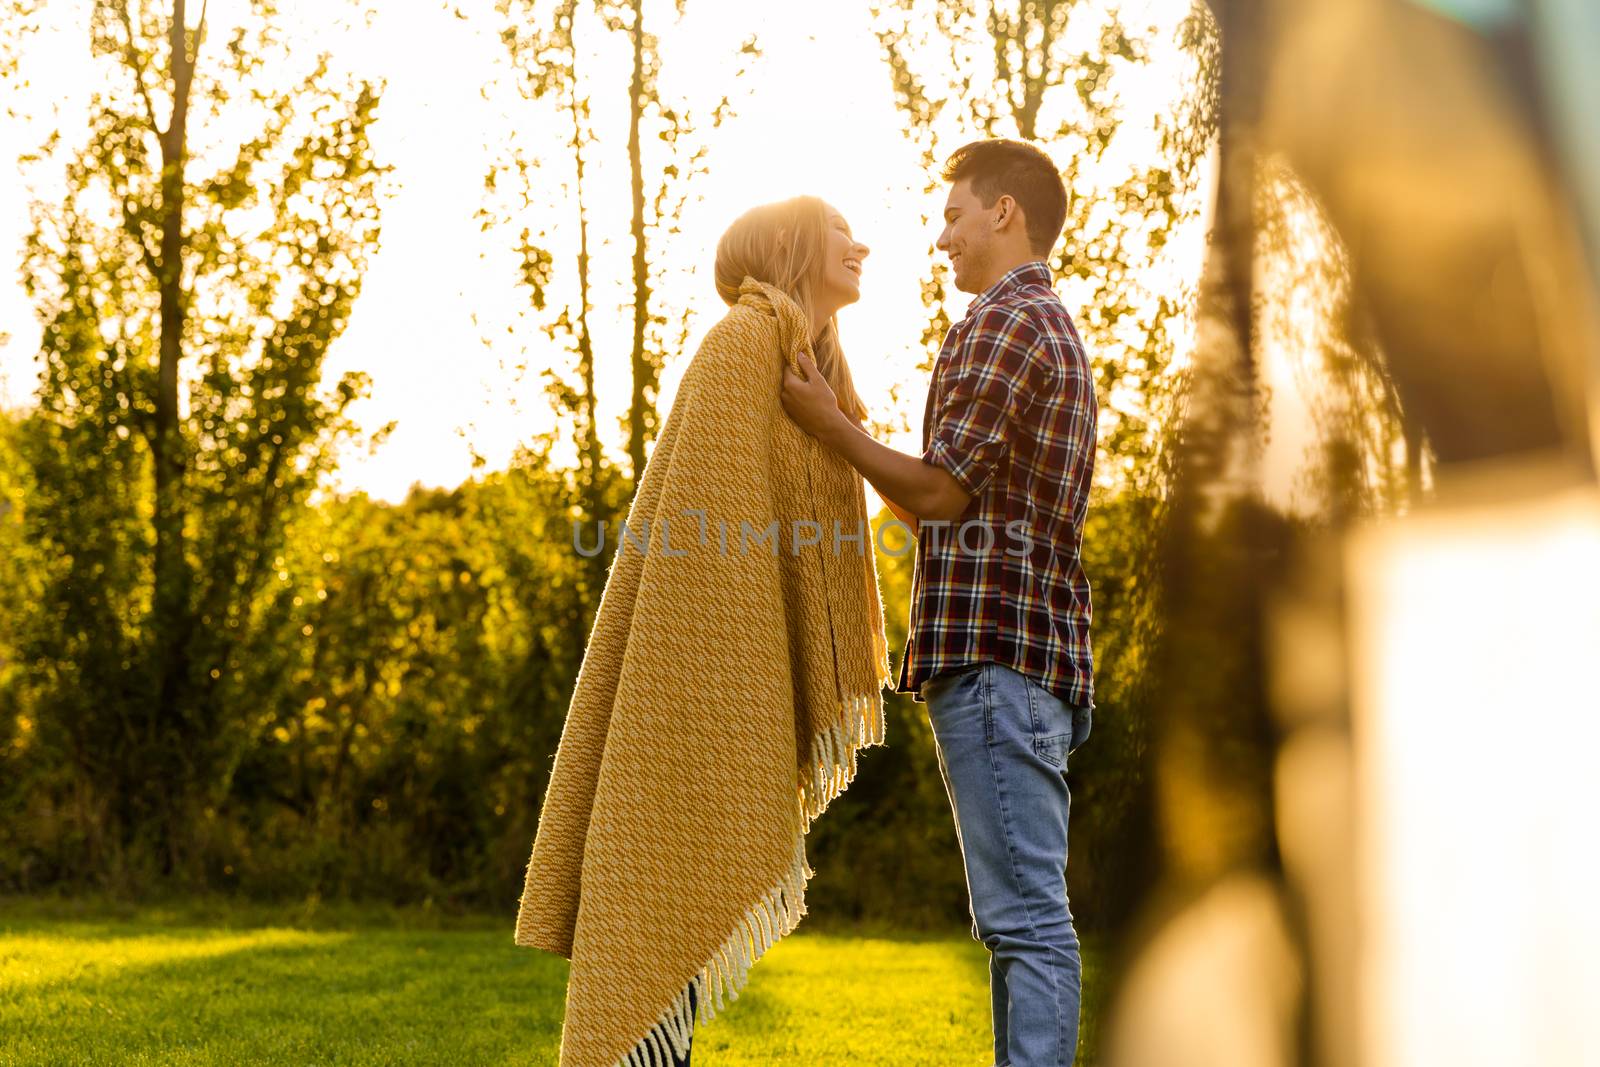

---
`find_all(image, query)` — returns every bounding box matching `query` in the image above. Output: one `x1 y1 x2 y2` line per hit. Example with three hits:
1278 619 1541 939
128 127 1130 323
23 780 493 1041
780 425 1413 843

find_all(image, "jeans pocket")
1035 731 1071 767
1029 683 1076 769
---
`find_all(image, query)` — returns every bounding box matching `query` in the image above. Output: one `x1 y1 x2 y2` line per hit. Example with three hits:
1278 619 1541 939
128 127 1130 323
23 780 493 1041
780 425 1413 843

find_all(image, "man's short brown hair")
941 139 1068 257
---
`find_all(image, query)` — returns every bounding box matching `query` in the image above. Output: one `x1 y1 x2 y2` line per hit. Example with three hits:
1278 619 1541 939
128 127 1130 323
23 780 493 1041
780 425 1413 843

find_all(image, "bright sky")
0 0 1264 506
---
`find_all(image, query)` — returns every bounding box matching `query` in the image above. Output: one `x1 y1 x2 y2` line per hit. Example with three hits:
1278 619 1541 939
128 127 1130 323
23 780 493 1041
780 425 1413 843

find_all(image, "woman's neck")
810 306 834 344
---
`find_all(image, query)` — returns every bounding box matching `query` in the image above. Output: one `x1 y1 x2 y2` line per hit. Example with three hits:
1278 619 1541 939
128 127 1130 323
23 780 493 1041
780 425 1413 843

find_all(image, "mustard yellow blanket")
514 277 894 1067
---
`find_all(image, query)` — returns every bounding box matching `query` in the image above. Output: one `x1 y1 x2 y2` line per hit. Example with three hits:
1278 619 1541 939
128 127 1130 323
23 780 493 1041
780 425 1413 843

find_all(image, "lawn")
0 895 1103 1065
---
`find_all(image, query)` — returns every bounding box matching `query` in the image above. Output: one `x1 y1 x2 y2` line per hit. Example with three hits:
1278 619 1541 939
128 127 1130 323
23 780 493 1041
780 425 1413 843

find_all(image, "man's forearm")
879 492 920 535
816 417 962 523
838 417 918 533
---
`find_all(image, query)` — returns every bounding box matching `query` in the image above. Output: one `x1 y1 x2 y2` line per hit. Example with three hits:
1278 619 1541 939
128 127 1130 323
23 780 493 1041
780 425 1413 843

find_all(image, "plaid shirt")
895 260 1097 708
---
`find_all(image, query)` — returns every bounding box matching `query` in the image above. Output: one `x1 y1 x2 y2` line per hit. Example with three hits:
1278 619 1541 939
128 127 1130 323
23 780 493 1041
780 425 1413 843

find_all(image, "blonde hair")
713 196 869 424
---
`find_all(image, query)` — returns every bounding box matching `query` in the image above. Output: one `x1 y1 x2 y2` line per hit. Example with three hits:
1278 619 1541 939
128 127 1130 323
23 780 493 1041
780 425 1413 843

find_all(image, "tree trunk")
625 0 651 492
567 51 608 615
148 0 205 876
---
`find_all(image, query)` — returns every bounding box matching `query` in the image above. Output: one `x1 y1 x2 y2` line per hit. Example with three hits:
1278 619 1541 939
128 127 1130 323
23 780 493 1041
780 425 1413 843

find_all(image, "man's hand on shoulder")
780 351 850 444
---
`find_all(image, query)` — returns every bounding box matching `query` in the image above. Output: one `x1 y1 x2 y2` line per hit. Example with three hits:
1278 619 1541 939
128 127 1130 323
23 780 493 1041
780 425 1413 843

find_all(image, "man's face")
936 178 995 294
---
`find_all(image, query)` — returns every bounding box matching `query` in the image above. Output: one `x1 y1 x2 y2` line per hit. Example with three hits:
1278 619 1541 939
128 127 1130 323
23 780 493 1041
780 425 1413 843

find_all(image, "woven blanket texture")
514 277 894 1067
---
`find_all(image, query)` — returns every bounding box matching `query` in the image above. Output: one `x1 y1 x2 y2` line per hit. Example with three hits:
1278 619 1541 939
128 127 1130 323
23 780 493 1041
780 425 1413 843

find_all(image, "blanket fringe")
609 685 887 1067
611 838 810 1067
799 688 890 832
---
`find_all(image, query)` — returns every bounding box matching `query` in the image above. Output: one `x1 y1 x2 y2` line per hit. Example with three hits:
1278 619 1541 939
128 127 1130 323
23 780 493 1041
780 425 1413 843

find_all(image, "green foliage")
224 463 596 905
0 420 597 905
0 410 46 809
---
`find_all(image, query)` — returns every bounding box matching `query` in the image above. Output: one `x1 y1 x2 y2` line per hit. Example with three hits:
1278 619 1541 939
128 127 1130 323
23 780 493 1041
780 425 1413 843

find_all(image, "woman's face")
813 203 870 315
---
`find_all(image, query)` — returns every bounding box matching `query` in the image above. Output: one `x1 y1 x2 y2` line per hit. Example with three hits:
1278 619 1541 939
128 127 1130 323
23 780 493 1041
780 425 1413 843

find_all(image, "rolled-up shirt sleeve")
922 306 1053 497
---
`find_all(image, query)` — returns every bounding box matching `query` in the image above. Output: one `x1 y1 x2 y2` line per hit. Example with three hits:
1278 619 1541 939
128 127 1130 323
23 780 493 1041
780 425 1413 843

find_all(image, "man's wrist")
815 409 856 450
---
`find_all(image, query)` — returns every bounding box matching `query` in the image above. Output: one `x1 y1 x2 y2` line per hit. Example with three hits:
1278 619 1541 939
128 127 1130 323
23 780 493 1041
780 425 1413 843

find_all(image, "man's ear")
992 194 1022 236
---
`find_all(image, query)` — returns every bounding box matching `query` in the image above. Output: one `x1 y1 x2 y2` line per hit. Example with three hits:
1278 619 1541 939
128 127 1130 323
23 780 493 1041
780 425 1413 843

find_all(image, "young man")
779 137 1096 1067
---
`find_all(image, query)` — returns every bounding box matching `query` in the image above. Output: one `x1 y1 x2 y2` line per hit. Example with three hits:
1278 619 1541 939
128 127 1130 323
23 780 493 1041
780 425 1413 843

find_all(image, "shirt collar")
959 260 1054 324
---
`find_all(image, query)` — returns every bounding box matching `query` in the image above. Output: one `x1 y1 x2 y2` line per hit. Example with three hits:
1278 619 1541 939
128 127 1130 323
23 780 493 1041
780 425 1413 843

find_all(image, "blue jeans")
923 661 1093 1067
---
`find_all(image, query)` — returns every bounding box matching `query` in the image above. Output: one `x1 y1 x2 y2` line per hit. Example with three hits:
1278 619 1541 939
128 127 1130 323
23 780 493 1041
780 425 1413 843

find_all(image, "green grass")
0 895 1103 1065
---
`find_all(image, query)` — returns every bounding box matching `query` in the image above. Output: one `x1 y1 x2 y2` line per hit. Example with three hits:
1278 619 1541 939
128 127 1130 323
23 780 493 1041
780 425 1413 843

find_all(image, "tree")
599 0 751 491
3 0 385 881
487 0 754 610
487 0 618 610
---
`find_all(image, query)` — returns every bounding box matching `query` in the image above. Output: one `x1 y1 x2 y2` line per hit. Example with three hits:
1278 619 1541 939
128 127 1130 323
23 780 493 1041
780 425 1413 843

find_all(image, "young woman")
515 195 893 1067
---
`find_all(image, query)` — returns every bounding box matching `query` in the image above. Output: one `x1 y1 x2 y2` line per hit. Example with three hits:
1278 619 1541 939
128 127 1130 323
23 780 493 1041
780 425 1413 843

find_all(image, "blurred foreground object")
1103 0 1600 1064
1347 469 1600 1066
